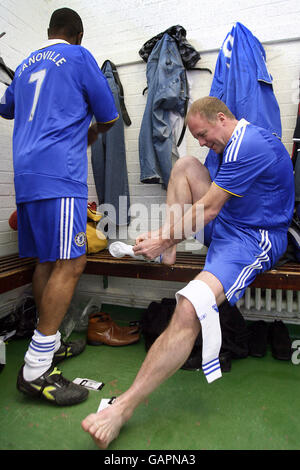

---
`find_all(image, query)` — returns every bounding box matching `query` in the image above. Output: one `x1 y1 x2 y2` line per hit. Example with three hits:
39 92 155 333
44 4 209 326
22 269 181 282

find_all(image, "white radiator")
237 287 300 324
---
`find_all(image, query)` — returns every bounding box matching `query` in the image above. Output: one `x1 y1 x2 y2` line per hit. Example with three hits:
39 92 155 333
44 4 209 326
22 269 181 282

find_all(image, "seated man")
82 96 294 448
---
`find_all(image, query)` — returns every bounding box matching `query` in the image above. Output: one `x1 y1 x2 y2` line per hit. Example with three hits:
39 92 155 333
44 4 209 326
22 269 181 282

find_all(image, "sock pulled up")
176 280 222 384
23 329 59 381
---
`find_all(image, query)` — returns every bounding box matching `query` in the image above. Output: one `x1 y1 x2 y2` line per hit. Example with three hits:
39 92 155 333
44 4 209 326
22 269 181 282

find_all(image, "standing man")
0 8 118 406
82 96 294 447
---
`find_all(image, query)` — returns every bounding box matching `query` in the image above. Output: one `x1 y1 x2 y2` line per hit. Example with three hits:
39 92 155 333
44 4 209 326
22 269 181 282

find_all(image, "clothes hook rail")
115 35 300 68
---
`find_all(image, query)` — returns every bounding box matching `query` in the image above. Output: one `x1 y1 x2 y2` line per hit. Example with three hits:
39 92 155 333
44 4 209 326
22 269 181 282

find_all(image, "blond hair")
186 96 236 123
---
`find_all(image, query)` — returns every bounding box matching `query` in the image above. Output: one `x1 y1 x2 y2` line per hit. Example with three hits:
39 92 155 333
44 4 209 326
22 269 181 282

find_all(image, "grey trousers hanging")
91 60 131 226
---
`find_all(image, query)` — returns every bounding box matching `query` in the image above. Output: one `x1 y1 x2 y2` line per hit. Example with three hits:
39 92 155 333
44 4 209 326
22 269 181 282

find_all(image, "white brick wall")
0 0 299 308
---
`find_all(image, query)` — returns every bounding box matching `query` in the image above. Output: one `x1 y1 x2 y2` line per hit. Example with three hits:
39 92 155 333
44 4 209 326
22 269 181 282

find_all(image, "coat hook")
0 32 6 39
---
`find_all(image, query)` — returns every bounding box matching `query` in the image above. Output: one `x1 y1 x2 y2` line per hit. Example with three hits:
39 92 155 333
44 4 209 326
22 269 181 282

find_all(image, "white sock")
54 330 61 353
23 329 56 381
109 241 161 262
36 316 61 352
176 280 222 384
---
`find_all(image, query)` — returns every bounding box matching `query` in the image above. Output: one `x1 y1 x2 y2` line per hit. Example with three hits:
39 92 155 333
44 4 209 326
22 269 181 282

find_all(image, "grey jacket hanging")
91 60 131 226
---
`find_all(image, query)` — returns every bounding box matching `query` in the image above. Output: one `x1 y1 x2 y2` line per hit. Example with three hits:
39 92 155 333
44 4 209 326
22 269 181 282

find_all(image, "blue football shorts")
17 197 87 263
195 217 288 305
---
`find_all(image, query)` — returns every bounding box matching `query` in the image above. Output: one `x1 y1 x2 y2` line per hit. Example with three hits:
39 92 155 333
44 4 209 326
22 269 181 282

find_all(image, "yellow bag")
86 205 108 254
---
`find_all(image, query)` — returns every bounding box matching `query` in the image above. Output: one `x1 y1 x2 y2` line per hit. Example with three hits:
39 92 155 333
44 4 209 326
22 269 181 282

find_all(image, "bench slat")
84 251 300 290
0 261 36 294
0 252 299 294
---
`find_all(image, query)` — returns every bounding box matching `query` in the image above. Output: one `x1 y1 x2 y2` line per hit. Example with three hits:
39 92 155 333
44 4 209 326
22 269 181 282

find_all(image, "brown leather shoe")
90 313 140 335
87 312 140 346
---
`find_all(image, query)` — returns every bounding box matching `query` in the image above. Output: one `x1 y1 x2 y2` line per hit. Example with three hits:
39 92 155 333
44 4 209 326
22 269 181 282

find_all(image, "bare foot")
81 402 129 449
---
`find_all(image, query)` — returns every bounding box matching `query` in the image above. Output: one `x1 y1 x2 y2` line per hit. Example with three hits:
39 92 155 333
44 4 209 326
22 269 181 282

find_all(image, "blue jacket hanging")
205 22 282 180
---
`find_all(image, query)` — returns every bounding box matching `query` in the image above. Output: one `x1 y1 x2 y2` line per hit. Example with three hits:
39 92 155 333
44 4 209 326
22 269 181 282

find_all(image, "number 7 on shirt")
28 69 46 121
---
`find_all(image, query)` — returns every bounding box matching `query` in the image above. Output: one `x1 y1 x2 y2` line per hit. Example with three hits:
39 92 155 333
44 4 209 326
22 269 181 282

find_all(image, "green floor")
1 304 300 451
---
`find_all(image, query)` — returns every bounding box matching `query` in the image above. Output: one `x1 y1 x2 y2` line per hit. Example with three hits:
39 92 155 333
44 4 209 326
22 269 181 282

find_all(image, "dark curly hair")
48 8 83 38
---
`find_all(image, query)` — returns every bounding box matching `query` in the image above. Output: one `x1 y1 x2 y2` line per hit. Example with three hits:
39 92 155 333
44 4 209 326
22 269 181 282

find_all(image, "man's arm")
165 182 231 241
0 84 15 119
133 183 231 259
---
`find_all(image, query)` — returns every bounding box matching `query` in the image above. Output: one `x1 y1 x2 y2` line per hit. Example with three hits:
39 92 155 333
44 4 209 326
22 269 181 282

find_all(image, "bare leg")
160 156 212 264
34 254 87 336
82 296 200 448
32 262 54 312
81 271 224 449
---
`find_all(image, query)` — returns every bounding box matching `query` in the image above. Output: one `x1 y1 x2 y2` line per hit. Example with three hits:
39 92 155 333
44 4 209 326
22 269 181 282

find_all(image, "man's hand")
87 120 117 146
133 236 171 260
87 125 99 146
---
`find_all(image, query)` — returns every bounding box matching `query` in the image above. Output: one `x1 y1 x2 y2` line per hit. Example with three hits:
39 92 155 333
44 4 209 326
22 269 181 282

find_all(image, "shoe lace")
48 367 70 388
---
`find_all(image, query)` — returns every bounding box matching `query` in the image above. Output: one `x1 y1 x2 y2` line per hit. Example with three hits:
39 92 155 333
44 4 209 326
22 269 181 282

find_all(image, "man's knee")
35 260 54 275
171 155 200 177
176 279 221 325
171 156 211 190
70 254 87 277
172 296 200 332
55 254 87 279
194 272 225 306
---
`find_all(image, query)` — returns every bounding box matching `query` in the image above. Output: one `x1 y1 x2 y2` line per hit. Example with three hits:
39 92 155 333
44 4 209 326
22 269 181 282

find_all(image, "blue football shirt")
0 39 119 203
205 22 282 184
209 22 282 138
213 119 295 231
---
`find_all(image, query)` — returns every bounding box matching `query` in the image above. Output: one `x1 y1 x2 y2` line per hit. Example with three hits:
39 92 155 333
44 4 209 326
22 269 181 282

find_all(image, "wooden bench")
0 254 37 295
0 251 299 295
